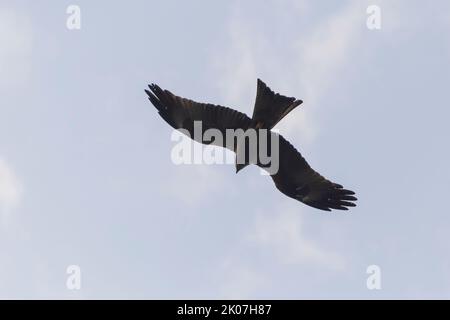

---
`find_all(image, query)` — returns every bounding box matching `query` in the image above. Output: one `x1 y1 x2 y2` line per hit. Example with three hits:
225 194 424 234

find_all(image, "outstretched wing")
271 135 357 211
146 84 254 149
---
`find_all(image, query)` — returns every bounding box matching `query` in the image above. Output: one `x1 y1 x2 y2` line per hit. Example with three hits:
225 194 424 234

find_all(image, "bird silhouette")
146 79 357 211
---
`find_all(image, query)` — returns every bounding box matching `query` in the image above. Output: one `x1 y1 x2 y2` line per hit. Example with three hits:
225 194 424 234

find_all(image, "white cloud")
161 159 231 208
294 2 364 105
211 0 367 144
0 157 22 225
0 7 32 89
0 158 22 209
248 210 345 270
210 9 262 114
218 260 267 299
215 208 345 298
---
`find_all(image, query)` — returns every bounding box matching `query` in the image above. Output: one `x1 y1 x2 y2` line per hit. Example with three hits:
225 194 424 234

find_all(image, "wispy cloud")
0 7 32 89
210 8 263 113
293 1 365 105
216 207 345 298
211 0 367 144
160 154 232 208
0 157 22 226
218 259 267 299
248 209 345 269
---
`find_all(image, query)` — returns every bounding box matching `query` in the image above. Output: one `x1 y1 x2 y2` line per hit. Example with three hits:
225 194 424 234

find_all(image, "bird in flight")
145 79 357 211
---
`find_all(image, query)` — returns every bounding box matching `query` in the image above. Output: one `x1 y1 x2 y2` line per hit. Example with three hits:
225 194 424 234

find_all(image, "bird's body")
146 79 357 211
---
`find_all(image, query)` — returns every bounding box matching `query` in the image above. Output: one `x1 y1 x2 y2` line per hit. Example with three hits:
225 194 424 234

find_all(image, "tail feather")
252 79 302 129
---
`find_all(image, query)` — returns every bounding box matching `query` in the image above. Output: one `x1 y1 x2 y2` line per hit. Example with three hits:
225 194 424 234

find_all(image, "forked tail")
252 79 302 129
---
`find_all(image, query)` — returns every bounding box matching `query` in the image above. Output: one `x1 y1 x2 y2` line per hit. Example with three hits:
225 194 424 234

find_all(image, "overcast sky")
1 0 450 299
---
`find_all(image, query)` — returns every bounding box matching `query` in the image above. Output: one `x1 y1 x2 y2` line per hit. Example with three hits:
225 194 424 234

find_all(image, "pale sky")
1 0 450 299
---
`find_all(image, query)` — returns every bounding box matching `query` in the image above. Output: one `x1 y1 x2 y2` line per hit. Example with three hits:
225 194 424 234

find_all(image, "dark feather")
146 80 357 212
